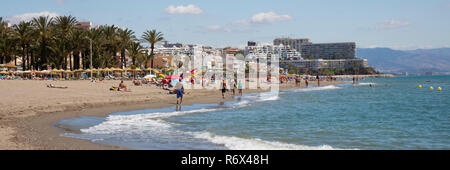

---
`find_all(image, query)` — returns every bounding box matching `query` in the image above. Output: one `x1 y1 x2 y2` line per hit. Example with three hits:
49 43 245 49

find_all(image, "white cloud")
377 19 412 30
204 25 232 32
233 12 292 26
6 11 59 25
250 12 292 23
165 5 203 15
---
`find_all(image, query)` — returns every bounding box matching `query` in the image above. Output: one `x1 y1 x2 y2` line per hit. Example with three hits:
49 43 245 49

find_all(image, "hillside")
357 48 450 74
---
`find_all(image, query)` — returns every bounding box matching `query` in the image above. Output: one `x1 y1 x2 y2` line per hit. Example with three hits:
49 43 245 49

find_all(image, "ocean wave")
353 82 376 86
285 85 342 93
194 132 344 150
80 108 219 134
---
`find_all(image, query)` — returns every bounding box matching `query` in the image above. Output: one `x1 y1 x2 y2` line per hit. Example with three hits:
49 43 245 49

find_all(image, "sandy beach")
0 79 344 150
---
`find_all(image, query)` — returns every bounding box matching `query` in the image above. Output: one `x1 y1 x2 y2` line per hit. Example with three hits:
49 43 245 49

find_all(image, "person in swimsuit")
176 78 184 106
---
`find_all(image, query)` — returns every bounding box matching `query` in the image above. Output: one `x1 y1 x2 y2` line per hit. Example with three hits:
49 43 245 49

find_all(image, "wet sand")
0 79 343 150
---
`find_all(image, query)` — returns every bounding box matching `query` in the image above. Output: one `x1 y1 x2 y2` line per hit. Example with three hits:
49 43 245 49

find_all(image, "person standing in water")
238 80 243 96
232 80 237 95
176 78 184 110
221 80 227 99
316 74 320 87
305 76 309 87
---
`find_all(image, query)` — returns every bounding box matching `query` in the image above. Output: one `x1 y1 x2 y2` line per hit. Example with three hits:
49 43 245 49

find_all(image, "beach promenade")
0 79 343 150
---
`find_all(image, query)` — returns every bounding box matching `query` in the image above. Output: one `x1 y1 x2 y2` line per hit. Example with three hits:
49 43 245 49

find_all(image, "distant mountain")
357 48 450 74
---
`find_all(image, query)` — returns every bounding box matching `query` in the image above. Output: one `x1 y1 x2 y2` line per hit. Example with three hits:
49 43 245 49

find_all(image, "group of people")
221 79 244 99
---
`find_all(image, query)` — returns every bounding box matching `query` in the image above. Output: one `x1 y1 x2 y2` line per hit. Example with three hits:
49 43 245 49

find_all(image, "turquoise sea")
58 75 450 150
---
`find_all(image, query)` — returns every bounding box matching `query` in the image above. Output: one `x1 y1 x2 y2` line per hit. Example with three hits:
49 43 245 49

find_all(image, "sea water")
58 75 450 150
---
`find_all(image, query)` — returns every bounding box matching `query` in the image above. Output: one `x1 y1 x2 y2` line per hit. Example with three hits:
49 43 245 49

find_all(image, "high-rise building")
244 42 301 60
280 58 367 70
273 38 311 52
301 42 356 59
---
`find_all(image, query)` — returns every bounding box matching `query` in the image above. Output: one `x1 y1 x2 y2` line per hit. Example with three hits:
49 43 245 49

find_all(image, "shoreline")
1 80 344 150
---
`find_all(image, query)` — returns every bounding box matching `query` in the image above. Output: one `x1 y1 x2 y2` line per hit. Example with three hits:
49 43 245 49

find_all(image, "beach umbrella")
166 75 180 80
144 74 156 79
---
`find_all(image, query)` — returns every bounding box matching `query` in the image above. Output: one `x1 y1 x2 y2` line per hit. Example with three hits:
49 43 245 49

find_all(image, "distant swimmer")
369 84 373 88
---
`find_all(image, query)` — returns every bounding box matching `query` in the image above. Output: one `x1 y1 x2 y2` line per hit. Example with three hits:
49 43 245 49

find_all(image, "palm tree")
13 21 33 70
0 18 17 65
118 28 135 68
54 15 78 70
127 41 143 66
48 38 67 69
85 27 103 69
70 28 86 70
32 16 54 70
101 25 119 68
141 29 164 69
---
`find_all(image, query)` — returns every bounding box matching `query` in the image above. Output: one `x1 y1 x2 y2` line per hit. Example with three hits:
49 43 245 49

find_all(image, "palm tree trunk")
27 46 30 70
150 44 155 69
22 45 26 70
69 54 73 70
121 49 125 69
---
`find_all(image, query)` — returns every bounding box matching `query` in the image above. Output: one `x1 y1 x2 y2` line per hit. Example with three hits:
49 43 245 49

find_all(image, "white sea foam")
354 82 377 86
81 108 219 134
78 89 349 150
288 85 342 93
194 132 342 150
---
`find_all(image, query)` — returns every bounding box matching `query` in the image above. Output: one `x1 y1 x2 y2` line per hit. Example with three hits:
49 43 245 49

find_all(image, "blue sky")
2 0 450 50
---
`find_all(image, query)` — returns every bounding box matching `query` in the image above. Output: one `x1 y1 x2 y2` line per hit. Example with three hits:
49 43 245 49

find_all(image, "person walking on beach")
238 80 243 96
305 76 309 87
176 78 184 107
221 80 227 99
316 74 320 87
232 80 237 95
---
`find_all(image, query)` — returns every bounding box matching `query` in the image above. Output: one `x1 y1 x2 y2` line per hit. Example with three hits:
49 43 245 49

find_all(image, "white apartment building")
244 42 301 60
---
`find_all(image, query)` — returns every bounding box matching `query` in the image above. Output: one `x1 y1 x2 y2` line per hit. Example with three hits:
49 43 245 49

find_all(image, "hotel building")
273 38 311 52
300 42 356 59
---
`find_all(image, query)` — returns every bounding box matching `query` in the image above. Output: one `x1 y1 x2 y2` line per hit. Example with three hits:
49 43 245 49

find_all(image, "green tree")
118 28 135 68
127 41 143 66
13 21 34 70
141 29 164 69
53 15 78 70
32 16 54 70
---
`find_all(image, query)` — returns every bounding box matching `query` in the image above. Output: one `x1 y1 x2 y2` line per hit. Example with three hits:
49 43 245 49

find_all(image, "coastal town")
1 17 382 82
0 15 390 150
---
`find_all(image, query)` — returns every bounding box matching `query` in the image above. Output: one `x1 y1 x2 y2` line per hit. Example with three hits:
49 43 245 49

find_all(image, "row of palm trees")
0 15 164 71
